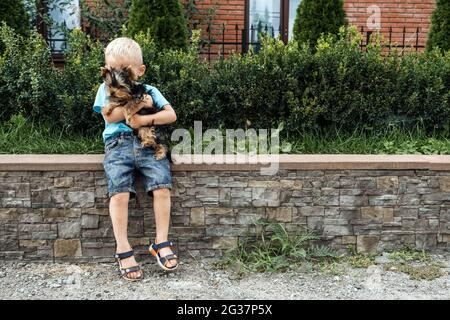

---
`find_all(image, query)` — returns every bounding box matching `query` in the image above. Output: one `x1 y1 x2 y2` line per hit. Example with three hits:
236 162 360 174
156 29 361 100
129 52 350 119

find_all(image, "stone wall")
1 155 450 262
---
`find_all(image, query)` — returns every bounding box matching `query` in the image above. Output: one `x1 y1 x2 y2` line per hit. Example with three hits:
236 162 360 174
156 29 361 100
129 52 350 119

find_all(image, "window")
247 0 302 46
288 0 301 40
47 0 80 53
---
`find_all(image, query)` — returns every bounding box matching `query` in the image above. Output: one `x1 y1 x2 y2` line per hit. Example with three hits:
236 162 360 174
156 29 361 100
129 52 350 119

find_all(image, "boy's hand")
128 114 155 129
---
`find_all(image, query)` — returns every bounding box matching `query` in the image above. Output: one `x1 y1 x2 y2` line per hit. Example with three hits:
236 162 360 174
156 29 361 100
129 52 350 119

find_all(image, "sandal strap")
151 241 174 251
120 265 142 275
114 250 134 259
159 254 178 267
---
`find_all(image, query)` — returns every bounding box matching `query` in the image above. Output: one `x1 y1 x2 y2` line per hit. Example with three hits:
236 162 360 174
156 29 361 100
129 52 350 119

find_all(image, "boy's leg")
153 188 177 268
103 133 141 278
110 192 142 279
137 144 176 267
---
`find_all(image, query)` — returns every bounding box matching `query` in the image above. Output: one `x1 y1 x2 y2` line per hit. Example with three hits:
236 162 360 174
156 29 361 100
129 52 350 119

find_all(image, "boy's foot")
116 248 143 280
158 246 178 268
150 240 178 270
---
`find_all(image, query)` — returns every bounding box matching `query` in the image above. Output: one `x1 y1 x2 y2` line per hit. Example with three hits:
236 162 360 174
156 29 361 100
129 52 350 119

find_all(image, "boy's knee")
110 192 130 204
152 188 171 199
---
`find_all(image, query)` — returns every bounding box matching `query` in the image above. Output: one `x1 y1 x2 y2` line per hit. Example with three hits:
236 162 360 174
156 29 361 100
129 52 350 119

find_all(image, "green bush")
0 25 449 142
56 28 105 134
0 24 58 124
0 0 30 37
427 0 450 52
397 49 450 132
293 0 347 48
127 0 188 50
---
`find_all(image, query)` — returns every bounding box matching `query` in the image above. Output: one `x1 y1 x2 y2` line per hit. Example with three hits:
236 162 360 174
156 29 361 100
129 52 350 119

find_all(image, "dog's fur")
100 65 168 160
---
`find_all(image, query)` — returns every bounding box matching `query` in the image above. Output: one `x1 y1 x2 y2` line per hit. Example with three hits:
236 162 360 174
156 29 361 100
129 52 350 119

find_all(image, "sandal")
149 241 179 271
114 250 144 281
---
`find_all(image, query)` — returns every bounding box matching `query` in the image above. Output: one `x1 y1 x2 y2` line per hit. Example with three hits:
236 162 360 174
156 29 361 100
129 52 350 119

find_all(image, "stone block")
439 176 450 192
340 195 368 207
205 207 234 216
190 207 205 226
212 237 237 250
377 176 399 189
266 207 292 222
67 191 95 208
54 177 74 188
361 207 394 223
357 235 380 253
81 215 99 229
342 236 356 245
58 222 81 238
54 239 82 257
368 195 397 206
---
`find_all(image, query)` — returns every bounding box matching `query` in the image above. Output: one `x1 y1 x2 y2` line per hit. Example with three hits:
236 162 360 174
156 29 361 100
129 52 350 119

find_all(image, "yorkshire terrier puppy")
100 65 168 160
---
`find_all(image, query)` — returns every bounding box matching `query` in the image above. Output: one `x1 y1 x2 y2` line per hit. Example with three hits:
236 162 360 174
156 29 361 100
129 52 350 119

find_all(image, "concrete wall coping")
2 154 450 171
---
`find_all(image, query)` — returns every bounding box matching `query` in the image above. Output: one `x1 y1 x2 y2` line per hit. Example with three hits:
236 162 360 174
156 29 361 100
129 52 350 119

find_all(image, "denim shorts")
102 131 172 198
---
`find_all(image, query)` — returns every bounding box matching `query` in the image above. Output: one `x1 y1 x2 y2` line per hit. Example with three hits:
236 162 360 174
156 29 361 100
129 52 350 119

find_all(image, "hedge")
0 25 449 139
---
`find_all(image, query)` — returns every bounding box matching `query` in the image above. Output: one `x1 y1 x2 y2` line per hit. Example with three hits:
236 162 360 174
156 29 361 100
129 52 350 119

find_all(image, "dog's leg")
154 144 167 161
138 127 156 148
102 102 119 116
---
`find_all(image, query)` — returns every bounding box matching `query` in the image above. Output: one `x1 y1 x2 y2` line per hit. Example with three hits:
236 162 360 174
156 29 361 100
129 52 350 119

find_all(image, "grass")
2 115 450 155
382 247 445 280
219 227 447 281
387 247 431 263
286 125 450 155
0 115 103 154
383 263 445 281
219 220 341 275
344 254 376 269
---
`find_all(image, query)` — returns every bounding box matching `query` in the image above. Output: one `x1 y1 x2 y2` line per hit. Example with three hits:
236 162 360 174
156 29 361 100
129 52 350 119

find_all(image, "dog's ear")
124 65 136 80
100 66 109 78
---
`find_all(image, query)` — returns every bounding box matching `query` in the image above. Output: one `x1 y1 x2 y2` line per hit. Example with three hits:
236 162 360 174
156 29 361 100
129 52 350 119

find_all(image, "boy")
93 37 178 281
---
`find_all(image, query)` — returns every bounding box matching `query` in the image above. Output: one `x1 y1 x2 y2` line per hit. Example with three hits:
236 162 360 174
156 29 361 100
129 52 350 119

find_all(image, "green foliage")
136 29 210 131
427 0 450 52
0 24 449 143
396 49 450 132
223 220 340 273
293 0 347 48
0 23 58 124
56 28 105 134
127 0 188 50
388 247 430 263
0 0 30 37
384 263 445 280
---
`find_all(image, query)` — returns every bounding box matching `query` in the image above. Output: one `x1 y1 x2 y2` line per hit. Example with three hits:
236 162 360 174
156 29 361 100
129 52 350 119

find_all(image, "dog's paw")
153 154 166 161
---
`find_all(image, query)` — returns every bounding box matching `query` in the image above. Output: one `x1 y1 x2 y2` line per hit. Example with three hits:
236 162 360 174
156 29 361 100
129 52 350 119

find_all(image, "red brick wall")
344 0 436 51
189 0 436 56
187 0 246 59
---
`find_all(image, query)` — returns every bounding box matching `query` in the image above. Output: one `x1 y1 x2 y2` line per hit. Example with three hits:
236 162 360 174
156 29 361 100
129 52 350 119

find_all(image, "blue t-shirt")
93 83 170 142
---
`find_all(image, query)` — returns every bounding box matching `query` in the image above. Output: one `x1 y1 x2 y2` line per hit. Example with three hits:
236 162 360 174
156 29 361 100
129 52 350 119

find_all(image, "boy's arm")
127 105 177 129
102 106 125 124
102 95 153 124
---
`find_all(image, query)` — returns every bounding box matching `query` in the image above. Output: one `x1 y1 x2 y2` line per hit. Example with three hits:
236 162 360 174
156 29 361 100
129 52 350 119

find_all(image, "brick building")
39 0 437 60
191 0 436 57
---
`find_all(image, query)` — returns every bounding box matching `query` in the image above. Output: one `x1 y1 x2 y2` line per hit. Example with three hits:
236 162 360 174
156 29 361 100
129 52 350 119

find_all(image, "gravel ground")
1 254 449 300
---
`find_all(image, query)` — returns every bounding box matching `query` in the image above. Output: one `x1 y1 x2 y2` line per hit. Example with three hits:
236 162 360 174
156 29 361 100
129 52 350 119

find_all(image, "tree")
127 0 188 50
293 0 347 47
427 0 450 52
0 0 30 37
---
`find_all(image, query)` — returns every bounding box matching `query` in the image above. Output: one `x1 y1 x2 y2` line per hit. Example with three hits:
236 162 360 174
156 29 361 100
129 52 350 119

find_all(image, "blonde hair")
105 37 143 66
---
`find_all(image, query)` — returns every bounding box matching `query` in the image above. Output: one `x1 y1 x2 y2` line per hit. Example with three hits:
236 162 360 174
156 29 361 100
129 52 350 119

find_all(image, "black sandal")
114 250 144 281
149 241 179 271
